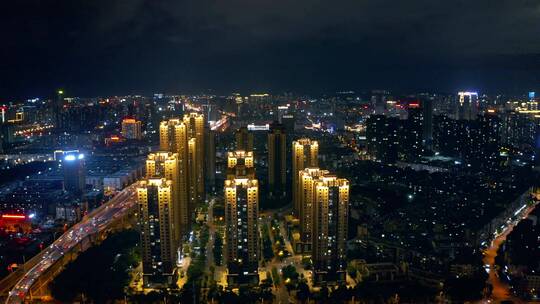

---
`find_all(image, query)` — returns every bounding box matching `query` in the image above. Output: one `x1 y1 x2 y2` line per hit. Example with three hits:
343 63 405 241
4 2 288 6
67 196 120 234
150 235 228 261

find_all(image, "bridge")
1 184 138 303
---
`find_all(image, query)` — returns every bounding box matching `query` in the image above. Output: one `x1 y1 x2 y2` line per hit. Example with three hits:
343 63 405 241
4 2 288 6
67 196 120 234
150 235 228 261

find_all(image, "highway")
5 184 138 304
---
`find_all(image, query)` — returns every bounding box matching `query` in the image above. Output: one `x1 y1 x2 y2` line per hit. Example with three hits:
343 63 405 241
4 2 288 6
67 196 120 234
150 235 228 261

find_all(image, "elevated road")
4 184 138 304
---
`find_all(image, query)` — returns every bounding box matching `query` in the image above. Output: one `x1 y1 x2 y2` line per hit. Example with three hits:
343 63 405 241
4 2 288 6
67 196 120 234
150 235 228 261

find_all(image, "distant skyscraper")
224 150 259 286
366 115 400 163
421 97 434 150
63 152 86 195
121 118 142 140
457 92 479 120
235 126 254 152
268 122 287 198
371 90 390 115
404 102 425 160
292 139 319 217
54 90 64 133
137 178 176 286
311 174 349 284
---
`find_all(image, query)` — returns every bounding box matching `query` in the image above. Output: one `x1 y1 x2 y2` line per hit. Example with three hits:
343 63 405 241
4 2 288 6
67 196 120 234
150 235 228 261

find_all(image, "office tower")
121 118 142 140
63 152 86 195
235 126 254 151
206 129 216 191
292 139 319 217
404 102 425 160
296 167 328 253
366 115 400 163
146 152 186 247
138 178 176 286
268 122 287 198
371 90 390 115
183 113 205 204
311 174 349 284
421 97 434 150
224 151 259 286
457 92 479 120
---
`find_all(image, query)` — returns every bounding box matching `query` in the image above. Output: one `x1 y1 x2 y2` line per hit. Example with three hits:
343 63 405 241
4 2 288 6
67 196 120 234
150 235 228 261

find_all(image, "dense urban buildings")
1 90 540 304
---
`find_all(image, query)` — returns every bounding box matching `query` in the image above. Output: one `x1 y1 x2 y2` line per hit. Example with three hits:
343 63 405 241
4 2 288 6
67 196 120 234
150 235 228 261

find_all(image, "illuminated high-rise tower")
311 174 349 284
224 150 259 286
268 122 286 198
296 167 328 253
235 126 254 152
457 92 479 120
146 152 187 247
121 118 142 140
137 178 176 286
183 113 205 204
292 139 319 216
63 152 86 196
227 150 255 180
159 116 204 223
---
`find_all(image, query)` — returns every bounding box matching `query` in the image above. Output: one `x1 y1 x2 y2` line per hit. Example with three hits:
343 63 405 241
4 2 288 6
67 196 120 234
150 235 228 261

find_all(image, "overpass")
1 184 138 304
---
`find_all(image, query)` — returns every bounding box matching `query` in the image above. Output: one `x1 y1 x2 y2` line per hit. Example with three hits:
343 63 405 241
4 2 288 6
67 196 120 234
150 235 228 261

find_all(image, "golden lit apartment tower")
235 126 254 151
268 122 287 198
137 179 176 286
224 178 259 286
158 117 203 224
121 118 142 140
224 150 259 286
292 139 319 216
312 175 349 284
183 113 205 204
146 152 187 247
227 150 255 180
296 167 328 253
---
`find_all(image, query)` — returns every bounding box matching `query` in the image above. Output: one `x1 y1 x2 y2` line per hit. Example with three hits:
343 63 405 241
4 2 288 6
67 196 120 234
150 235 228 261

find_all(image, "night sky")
1 0 540 98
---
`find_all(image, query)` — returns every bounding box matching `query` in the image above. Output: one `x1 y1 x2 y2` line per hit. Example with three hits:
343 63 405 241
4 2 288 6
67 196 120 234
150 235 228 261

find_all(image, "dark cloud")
1 0 539 98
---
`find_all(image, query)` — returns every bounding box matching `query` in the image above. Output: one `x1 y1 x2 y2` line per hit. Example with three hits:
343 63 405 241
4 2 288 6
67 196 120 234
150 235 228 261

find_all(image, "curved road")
5 184 138 304
480 201 538 304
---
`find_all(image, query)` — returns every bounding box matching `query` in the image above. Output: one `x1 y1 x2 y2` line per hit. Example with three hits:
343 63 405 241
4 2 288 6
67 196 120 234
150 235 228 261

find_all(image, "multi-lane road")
5 184 138 304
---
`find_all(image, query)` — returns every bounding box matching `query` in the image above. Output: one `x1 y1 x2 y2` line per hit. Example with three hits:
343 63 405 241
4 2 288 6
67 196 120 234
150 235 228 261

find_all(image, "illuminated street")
481 202 539 304
5 185 137 304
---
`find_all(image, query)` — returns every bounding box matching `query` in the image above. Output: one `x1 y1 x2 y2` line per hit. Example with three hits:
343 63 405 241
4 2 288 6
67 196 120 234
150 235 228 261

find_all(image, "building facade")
268 122 287 198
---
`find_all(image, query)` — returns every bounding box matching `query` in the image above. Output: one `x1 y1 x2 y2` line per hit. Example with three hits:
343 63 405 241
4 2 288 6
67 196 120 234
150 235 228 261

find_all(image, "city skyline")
2 1 540 303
